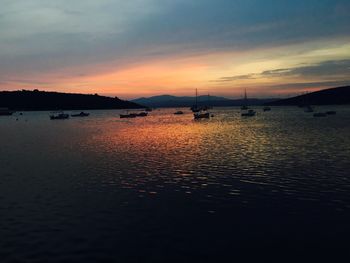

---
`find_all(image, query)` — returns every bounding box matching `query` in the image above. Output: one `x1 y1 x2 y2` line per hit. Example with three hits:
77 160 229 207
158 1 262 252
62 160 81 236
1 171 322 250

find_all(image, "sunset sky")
1 0 350 99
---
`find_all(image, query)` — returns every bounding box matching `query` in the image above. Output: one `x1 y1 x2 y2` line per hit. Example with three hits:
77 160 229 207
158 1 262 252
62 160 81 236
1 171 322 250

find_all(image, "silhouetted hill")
132 95 228 107
0 90 142 111
267 86 350 106
132 95 277 108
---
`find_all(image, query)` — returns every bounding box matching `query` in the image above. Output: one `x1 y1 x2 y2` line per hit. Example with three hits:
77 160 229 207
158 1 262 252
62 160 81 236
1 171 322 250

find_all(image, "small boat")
0 107 15 116
174 111 184 115
313 112 327 117
120 113 137 118
120 110 147 118
263 106 271 112
241 109 256 117
194 111 210 119
326 111 336 115
50 111 69 120
304 105 314 113
145 107 153 112
71 112 90 117
135 112 148 117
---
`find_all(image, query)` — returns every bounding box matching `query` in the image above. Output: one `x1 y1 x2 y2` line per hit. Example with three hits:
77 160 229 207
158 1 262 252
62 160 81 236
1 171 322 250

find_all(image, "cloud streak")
215 59 350 82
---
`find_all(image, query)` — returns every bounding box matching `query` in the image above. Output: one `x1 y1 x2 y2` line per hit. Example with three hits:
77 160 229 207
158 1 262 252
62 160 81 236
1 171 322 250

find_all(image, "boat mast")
244 88 247 106
195 88 198 108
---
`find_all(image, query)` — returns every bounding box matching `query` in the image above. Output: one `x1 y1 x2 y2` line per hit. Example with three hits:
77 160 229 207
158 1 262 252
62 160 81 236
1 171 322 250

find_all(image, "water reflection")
1 106 350 262
65 107 350 211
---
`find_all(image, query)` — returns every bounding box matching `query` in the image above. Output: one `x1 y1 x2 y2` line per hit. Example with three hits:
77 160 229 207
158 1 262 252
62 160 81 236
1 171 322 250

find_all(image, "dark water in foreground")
1 106 350 262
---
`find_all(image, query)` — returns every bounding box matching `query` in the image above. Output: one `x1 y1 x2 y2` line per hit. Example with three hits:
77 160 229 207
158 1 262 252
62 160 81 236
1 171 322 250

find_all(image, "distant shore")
267 86 350 106
1 85 349 111
0 90 143 111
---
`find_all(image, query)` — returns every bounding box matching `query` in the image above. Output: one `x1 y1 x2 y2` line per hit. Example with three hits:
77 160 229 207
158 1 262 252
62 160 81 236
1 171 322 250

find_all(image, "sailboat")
190 89 201 112
241 89 256 117
241 89 249 110
190 89 211 119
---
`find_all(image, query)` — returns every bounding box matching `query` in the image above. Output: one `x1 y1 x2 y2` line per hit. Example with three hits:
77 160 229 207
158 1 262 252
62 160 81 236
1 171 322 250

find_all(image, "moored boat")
174 111 184 115
135 112 148 117
241 109 256 117
191 89 200 112
326 111 336 115
120 113 137 118
71 112 90 117
120 109 148 118
263 106 271 112
50 111 69 120
194 111 210 119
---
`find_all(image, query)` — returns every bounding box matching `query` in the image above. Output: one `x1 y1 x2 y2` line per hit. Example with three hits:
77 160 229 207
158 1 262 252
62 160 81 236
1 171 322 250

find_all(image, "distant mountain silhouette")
132 95 277 108
0 90 142 111
267 86 350 106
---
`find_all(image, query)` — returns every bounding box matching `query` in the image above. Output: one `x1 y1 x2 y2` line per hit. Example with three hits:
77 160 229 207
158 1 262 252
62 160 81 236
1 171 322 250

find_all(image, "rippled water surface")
1 106 350 262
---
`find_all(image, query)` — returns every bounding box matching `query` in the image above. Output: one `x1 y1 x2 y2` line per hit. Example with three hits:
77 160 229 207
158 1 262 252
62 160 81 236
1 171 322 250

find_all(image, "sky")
0 0 350 99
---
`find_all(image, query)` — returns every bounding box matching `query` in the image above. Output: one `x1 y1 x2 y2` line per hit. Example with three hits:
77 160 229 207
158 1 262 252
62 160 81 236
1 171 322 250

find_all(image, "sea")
1 106 350 262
